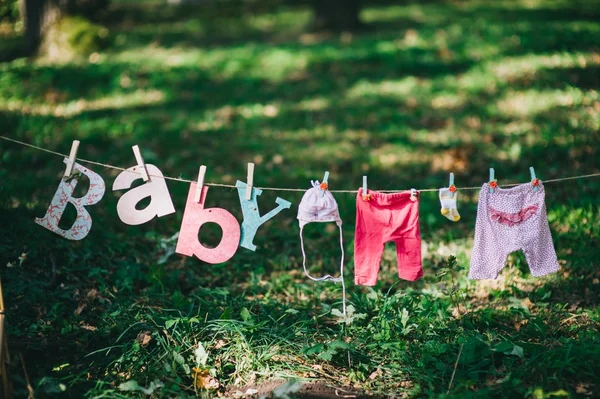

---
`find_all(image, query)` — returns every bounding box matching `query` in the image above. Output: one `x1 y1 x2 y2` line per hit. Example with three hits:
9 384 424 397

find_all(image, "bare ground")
225 380 389 399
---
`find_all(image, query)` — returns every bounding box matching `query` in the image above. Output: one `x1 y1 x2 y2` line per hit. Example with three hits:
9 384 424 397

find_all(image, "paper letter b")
35 159 106 240
175 183 240 264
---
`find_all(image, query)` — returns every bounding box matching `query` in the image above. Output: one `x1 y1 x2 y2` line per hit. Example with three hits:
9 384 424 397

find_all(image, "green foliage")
0 0 19 23
1 0 600 397
62 16 109 54
40 15 110 61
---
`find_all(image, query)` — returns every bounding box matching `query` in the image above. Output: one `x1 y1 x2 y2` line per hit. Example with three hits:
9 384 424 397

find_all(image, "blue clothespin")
320 171 329 197
530 166 539 192
489 168 496 193
361 176 372 201
449 172 455 198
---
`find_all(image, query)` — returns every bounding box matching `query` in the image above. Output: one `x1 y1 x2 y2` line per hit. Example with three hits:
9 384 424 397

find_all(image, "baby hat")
297 180 346 314
297 181 342 228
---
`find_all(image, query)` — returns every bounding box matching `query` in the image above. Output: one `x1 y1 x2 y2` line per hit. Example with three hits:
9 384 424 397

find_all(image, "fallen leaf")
74 303 87 316
192 367 219 390
514 319 529 331
576 383 593 395
86 289 99 299
79 323 97 331
521 297 534 311
452 304 467 318
369 368 382 380
214 339 226 349
195 342 209 367
136 331 152 347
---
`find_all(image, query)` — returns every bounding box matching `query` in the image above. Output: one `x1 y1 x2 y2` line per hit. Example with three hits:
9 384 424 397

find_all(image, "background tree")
20 0 56 52
20 0 108 54
310 0 363 31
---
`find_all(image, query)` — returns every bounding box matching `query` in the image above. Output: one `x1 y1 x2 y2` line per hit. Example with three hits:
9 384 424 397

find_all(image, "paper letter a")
235 181 291 251
112 164 176 225
35 159 106 240
175 183 240 264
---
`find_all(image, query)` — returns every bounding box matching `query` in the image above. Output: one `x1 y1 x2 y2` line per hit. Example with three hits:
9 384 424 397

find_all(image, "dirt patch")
226 380 387 399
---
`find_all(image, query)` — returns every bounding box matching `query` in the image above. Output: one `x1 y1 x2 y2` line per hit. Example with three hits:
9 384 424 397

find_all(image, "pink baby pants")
354 189 422 285
469 182 559 279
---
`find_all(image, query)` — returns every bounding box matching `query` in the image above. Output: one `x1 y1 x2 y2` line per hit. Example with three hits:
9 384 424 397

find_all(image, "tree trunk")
311 0 363 31
22 0 62 53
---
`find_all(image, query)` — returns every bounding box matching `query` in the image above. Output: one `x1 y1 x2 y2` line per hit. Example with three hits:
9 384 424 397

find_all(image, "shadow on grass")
1 0 600 397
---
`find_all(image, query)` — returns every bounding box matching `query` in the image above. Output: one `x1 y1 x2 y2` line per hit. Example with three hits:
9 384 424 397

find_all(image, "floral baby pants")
469 182 559 279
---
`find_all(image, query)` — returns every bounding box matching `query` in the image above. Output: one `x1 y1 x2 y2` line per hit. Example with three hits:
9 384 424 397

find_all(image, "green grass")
1 0 600 397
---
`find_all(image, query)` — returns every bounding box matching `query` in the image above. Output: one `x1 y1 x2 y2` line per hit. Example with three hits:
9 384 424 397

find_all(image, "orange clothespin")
530 167 540 192
320 171 329 197
448 172 457 198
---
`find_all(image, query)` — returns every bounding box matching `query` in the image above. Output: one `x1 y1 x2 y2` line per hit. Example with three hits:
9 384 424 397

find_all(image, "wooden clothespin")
63 140 80 177
320 171 329 197
132 145 149 182
410 188 418 202
245 163 255 200
530 166 540 192
195 165 207 203
448 172 456 198
489 168 496 193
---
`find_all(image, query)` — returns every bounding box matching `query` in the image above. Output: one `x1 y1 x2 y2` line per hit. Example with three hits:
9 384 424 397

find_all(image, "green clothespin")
489 168 496 193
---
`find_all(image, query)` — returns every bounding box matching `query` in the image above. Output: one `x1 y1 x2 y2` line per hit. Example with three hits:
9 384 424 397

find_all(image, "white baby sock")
439 187 460 222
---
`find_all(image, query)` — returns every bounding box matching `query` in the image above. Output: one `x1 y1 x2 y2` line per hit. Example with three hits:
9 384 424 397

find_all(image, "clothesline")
2 135 600 193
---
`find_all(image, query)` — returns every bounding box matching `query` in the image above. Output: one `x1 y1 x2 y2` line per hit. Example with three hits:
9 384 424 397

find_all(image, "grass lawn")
1 0 600 397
